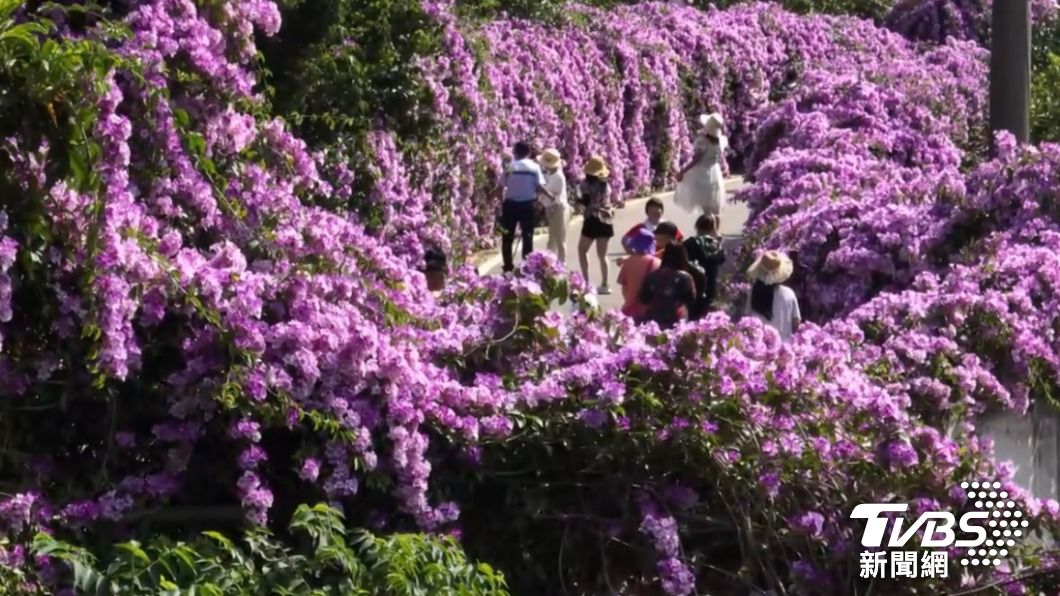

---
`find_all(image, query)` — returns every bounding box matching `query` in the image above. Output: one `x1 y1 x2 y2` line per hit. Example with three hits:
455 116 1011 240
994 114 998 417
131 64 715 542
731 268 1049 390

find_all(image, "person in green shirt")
683 214 726 319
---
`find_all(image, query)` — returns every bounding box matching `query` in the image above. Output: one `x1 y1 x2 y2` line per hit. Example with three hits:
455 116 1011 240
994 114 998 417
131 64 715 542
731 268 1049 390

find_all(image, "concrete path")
480 177 749 313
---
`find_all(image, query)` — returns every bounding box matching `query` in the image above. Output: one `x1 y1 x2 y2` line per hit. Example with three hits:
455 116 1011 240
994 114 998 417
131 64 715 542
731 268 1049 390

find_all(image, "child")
424 248 448 293
538 149 570 263
617 228 660 320
653 221 680 253
683 214 726 319
621 198 683 258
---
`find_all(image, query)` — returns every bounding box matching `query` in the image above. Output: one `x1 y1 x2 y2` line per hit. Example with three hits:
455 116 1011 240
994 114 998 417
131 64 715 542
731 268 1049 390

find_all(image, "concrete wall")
979 404 1060 501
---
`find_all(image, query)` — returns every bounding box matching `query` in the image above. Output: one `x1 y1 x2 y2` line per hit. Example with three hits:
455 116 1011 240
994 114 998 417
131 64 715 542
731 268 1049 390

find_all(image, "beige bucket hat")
747 250 794 285
538 148 563 169
584 155 610 179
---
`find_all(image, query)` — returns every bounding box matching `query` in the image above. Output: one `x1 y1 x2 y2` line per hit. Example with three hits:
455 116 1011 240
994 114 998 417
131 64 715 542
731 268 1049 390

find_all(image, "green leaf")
0 22 47 52
174 107 191 128
201 530 236 551
71 560 109 595
115 541 151 565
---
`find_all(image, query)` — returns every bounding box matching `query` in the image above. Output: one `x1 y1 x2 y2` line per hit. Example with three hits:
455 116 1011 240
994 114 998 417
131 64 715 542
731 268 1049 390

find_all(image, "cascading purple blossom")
884 0 1058 45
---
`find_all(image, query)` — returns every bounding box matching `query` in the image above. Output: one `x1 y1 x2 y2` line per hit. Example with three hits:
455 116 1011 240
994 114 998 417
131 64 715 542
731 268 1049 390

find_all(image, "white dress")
674 134 727 215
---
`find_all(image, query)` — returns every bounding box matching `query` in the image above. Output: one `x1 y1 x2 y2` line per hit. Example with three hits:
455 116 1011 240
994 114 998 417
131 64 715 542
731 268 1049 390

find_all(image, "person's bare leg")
578 236 593 284
555 212 567 264
595 238 610 287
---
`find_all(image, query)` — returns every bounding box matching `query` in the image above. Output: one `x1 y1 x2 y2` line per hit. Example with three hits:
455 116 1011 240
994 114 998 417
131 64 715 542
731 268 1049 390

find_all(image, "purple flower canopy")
885 0 1058 45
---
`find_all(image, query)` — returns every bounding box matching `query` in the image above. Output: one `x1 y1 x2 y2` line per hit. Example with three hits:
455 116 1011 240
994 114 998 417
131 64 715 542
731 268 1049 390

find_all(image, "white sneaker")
597 284 612 295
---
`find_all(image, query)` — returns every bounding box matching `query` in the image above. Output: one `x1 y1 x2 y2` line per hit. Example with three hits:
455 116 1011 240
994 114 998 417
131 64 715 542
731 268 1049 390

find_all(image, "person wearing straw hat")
674 113 728 217
538 148 570 263
745 250 801 341
576 155 617 295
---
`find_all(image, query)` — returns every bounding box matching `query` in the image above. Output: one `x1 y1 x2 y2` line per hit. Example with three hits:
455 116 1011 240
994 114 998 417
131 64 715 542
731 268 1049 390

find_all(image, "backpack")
687 261 706 298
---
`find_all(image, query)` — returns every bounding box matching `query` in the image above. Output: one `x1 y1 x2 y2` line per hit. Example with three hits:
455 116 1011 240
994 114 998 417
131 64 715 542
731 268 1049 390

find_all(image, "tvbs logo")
851 503 987 548
851 481 1030 571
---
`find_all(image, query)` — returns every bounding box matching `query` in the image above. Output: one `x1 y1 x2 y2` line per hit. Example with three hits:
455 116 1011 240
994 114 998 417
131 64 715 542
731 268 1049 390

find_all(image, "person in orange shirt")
617 227 660 319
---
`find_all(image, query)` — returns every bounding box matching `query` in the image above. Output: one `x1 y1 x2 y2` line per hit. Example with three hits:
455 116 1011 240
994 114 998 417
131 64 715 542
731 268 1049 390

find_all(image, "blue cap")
628 228 656 255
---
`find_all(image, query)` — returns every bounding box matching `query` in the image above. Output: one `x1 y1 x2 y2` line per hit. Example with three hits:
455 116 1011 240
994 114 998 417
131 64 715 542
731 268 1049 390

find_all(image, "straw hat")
584 155 610 179
747 250 793 285
699 113 725 137
538 148 563 169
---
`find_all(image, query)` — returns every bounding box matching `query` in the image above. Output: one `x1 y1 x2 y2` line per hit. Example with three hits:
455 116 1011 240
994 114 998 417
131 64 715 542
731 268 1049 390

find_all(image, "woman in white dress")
674 113 727 216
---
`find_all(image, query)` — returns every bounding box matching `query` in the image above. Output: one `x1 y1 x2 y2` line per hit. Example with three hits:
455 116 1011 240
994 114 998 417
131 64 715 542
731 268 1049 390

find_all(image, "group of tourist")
497 113 728 279
424 111 801 340
616 207 723 329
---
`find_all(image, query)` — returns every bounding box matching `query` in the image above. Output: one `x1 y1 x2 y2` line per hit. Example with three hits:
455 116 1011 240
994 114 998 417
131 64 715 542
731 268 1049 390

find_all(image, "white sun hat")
699 113 725 137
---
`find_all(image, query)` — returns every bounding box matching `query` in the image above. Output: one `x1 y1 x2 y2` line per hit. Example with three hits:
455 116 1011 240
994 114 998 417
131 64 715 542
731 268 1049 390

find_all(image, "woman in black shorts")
577 155 618 295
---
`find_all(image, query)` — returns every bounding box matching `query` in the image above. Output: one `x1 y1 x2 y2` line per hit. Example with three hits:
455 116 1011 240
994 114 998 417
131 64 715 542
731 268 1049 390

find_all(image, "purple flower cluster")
639 510 694 595
639 512 680 558
884 0 1058 45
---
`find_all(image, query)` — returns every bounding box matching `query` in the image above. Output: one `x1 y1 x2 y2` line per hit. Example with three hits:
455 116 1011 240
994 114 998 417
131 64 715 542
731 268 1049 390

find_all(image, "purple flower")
790 511 825 537
639 513 680 558
238 445 268 470
299 458 321 482
577 408 607 428
884 439 921 470
230 419 261 443
0 493 39 532
657 557 695 596
760 471 781 499
481 415 513 437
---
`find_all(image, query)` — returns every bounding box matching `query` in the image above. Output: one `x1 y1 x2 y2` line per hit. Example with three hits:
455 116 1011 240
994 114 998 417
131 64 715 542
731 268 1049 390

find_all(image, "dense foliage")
261 0 439 146
9 504 506 594
4 0 1060 594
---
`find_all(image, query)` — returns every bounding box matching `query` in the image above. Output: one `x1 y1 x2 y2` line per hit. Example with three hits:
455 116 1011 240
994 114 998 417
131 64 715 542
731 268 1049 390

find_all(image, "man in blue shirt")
500 141 556 273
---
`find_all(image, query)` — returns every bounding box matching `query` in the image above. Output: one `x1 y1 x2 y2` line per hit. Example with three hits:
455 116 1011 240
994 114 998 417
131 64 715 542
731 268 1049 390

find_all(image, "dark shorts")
581 216 614 239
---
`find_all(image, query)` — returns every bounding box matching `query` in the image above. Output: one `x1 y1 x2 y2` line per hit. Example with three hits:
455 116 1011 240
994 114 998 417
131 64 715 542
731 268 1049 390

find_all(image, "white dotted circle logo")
957 480 1027 567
